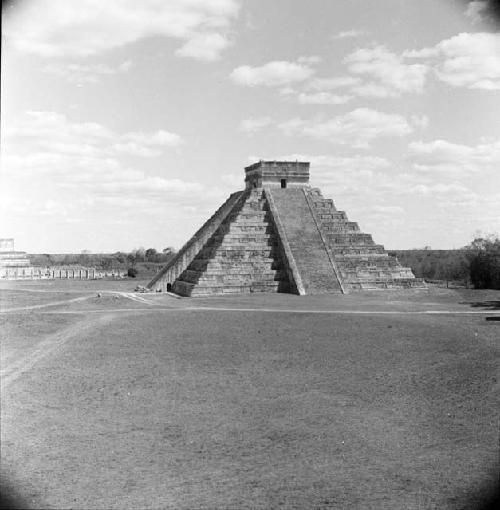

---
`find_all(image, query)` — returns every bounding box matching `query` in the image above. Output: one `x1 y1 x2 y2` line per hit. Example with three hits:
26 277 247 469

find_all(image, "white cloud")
345 45 429 97
333 29 365 39
410 115 429 129
112 133 184 157
369 205 405 215
0 110 224 239
4 0 239 60
1 110 185 195
230 60 315 87
404 32 500 90
297 56 322 64
274 154 390 184
3 111 183 162
43 60 132 85
175 32 231 61
297 92 352 105
306 76 360 91
273 153 390 171
278 108 413 148
239 116 272 134
408 138 500 175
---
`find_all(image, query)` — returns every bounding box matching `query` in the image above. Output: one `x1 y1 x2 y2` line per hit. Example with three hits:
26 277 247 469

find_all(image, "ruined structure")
0 238 126 280
0 238 37 279
148 161 424 296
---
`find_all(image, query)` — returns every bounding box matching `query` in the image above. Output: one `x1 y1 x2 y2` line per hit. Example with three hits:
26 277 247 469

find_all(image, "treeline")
29 247 176 270
390 235 500 290
388 249 469 282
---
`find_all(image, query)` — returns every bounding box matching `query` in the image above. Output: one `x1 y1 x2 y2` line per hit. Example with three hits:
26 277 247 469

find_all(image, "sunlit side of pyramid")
148 161 425 296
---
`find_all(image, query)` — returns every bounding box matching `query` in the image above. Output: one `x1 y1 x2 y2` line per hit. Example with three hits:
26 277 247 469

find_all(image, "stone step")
247 191 265 198
317 212 348 220
227 217 270 226
197 246 277 259
188 258 278 271
173 280 283 297
321 222 360 232
336 258 401 269
183 268 283 279
329 245 386 255
223 219 271 227
210 233 274 244
313 199 335 209
326 233 374 244
345 278 426 290
224 224 272 233
342 269 416 280
238 204 268 212
181 271 285 284
205 240 278 251
335 253 391 260
232 210 267 219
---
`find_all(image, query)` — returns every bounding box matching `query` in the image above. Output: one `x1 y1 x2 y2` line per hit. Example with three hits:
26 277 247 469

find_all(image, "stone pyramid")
148 161 424 296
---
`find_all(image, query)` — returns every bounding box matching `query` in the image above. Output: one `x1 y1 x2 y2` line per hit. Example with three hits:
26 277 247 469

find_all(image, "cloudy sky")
1 0 499 252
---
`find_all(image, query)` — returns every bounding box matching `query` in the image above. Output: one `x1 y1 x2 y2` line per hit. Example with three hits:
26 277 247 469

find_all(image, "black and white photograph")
1 1 499 508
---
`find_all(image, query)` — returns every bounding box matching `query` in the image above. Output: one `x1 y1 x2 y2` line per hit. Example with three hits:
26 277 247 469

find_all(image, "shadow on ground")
460 300 500 310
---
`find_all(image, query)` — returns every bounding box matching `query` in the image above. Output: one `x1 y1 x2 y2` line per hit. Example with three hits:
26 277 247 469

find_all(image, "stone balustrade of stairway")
267 188 343 294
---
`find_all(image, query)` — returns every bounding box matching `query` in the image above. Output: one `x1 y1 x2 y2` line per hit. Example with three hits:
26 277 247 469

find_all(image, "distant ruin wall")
0 266 127 280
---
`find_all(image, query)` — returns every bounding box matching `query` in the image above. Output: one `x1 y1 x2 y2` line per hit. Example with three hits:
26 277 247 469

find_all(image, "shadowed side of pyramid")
147 161 425 296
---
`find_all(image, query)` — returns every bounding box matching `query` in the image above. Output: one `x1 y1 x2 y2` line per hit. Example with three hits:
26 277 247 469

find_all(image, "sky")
1 0 499 253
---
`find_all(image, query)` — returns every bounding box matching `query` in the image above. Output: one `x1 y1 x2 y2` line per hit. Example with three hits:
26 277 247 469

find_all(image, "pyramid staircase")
148 161 425 296
265 188 343 294
306 188 422 290
171 190 290 296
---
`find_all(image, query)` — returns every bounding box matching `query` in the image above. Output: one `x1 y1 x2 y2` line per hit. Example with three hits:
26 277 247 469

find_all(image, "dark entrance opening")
166 283 172 292
281 179 287 188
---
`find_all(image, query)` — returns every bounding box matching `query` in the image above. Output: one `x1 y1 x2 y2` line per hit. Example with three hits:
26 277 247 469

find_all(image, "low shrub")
127 267 138 278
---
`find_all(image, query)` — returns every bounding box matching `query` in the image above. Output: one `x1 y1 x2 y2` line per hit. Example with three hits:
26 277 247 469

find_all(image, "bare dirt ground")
1 280 499 509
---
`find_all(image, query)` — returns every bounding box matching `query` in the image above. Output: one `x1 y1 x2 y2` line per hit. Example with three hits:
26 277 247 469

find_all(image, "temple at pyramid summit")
148 161 425 296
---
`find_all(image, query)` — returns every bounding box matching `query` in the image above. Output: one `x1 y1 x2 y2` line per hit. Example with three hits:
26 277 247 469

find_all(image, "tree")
100 257 113 270
465 235 500 289
126 252 137 266
113 252 126 264
134 247 146 262
145 248 158 262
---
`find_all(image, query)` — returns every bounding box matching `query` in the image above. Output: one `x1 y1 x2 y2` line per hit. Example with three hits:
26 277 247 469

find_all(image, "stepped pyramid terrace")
148 161 425 296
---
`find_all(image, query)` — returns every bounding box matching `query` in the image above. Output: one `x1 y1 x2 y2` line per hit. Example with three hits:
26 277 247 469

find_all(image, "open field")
1 280 499 509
